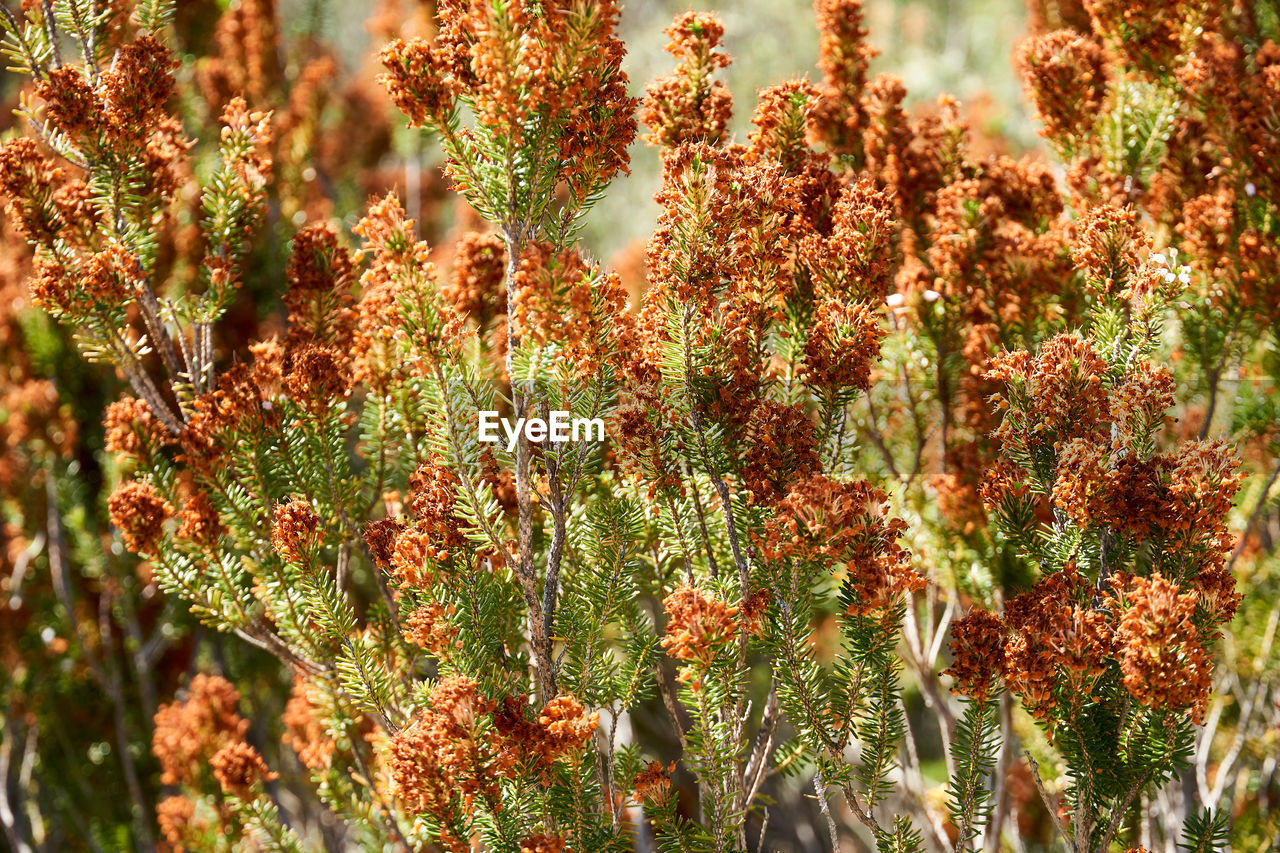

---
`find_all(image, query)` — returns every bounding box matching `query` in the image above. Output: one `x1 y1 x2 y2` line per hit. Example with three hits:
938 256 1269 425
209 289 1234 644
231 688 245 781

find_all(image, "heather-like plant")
0 0 1277 852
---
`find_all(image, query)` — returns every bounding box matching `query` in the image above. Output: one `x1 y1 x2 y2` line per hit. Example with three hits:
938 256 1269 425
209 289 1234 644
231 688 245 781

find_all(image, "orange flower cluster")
951 561 1235 729
210 740 278 799
179 356 279 475
387 676 502 851
381 0 636 202
152 675 251 788
760 475 922 615
798 177 898 300
810 0 877 156
1109 573 1214 723
1018 30 1108 145
30 245 142 318
352 193 461 388
103 396 169 459
0 139 64 243
802 298 884 393
176 490 224 550
108 480 172 554
633 760 675 803
403 601 459 656
156 795 203 851
513 242 627 380
444 231 508 331
987 332 1112 454
493 694 599 776
639 12 734 147
1004 567 1113 720
944 609 1006 704
1069 203 1151 298
519 834 567 853
739 401 821 504
271 498 321 564
284 223 357 340
282 675 337 771
660 586 741 668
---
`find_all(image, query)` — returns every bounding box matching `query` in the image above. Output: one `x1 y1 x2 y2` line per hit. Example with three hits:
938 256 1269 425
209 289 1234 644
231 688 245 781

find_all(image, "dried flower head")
1109 573 1213 723
760 475 922 614
152 674 249 787
176 491 223 549
811 0 876 156
660 585 740 668
945 609 1007 703
103 396 169 459
803 299 884 392
210 740 277 799
108 480 172 554
1018 31 1108 144
640 12 733 147
282 676 337 771
272 498 321 564
100 35 179 142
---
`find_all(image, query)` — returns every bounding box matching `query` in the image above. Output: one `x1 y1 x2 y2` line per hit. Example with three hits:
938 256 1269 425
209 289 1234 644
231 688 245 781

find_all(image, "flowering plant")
0 0 1276 851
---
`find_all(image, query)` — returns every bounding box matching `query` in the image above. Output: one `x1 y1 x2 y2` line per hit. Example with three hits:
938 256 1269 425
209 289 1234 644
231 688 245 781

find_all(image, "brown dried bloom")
403 601 458 656
739 401 822 504
0 138 63 243
633 760 675 802
272 499 321 564
661 586 740 668
103 396 169 458
1110 574 1213 723
156 795 198 849
514 242 627 379
760 475 923 615
445 231 508 327
152 674 248 787
32 245 142 317
1070 203 1149 297
519 835 567 853
380 37 461 128
798 177 898 300
176 491 223 549
987 332 1112 454
407 457 467 553
387 676 500 851
364 517 407 569
640 12 733 147
748 79 821 169
37 66 104 139
281 341 352 410
803 299 884 392
108 480 172 554
1018 31 1108 144
210 740 277 799
1002 566 1113 722
100 35 179 142
282 676 336 771
811 0 876 156
945 609 1007 703
1084 0 1192 71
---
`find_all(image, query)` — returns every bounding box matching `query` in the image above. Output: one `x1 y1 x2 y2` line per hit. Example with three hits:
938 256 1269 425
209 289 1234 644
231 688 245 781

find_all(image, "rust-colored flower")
660 585 740 667
271 498 321 564
1109 573 1213 723
210 740 277 799
152 674 249 787
803 299 884 392
108 480 172 554
945 609 1007 703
